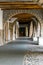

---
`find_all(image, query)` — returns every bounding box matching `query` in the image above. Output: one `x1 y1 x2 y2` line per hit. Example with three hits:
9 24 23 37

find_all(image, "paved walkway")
0 37 43 52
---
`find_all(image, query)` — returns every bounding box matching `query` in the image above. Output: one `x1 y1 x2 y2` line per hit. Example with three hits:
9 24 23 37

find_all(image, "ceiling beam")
0 2 42 10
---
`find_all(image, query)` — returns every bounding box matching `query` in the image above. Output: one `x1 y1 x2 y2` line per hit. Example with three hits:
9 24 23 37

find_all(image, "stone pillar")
29 21 33 37
0 9 3 45
16 21 19 38
4 23 5 43
4 23 8 43
37 23 40 37
41 23 43 37
26 26 28 37
8 21 10 41
13 23 15 40
33 26 35 37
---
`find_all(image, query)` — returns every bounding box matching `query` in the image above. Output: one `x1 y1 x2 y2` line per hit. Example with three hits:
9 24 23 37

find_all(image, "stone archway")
7 13 41 41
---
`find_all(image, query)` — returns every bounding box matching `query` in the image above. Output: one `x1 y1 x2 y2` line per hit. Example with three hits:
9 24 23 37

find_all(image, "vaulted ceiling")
11 13 33 21
10 13 39 23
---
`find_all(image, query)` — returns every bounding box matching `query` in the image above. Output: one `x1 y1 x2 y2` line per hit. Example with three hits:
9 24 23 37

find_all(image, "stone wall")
0 30 3 45
3 9 43 37
3 9 43 21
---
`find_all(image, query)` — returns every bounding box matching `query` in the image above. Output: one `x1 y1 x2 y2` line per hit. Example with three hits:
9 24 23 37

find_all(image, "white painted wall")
0 9 3 30
0 9 3 45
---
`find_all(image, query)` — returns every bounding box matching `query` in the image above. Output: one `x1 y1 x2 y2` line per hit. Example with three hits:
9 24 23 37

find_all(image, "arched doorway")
6 13 41 41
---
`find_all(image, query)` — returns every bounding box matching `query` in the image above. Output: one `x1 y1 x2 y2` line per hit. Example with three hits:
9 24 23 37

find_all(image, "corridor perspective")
0 0 43 65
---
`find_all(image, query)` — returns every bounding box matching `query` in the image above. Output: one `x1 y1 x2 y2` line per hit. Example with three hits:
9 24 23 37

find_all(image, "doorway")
19 27 26 37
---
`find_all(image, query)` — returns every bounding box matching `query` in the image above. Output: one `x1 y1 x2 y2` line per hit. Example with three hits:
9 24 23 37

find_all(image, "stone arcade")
0 0 43 65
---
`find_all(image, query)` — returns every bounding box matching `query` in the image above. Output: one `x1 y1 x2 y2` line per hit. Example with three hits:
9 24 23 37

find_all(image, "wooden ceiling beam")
0 2 39 5
0 2 42 10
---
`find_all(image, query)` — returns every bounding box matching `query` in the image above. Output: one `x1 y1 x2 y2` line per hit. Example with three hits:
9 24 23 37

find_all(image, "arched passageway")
4 13 41 41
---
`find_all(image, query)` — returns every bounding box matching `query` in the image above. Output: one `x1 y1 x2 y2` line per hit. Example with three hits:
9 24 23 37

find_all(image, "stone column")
4 23 8 43
16 21 19 38
29 21 33 37
41 23 43 37
8 21 10 41
37 23 40 37
13 23 15 40
4 23 5 43
26 26 28 37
